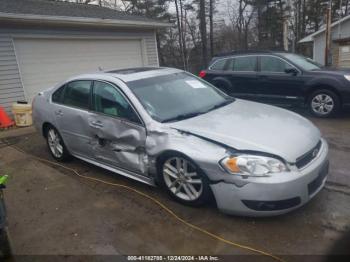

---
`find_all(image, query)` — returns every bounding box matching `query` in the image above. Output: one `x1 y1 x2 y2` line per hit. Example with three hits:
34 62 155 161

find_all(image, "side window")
226 58 235 71
210 59 227 70
52 85 65 103
93 81 141 124
233 56 257 72
260 56 293 73
62 81 92 109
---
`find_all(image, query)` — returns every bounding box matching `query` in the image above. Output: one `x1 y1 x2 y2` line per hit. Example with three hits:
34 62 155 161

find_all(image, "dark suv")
199 51 350 117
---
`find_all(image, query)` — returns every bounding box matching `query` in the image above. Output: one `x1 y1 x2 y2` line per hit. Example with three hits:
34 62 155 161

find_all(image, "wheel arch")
154 149 214 185
42 122 55 138
155 150 194 174
305 84 342 105
154 149 215 205
212 76 232 88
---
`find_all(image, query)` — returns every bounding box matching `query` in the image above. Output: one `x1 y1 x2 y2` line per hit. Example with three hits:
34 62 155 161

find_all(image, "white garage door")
13 38 144 101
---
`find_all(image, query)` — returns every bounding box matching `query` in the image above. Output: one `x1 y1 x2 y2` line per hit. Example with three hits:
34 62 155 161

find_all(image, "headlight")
220 155 289 177
344 75 350 81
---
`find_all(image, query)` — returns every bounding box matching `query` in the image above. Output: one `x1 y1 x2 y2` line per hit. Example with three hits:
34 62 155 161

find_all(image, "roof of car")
69 67 183 83
109 67 183 82
213 50 289 58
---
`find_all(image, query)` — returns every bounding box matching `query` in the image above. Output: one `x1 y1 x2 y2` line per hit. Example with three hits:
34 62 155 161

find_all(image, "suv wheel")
158 154 212 206
213 80 232 95
308 89 340 118
46 126 70 161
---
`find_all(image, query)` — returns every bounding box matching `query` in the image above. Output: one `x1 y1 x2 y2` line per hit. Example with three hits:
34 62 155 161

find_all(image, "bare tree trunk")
179 0 188 70
345 0 349 16
209 0 214 58
199 0 208 67
174 0 186 70
156 32 164 66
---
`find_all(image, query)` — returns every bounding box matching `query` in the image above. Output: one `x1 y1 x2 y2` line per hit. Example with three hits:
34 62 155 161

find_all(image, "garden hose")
4 142 285 262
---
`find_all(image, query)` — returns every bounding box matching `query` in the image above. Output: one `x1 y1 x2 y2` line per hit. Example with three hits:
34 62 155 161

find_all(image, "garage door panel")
14 38 144 101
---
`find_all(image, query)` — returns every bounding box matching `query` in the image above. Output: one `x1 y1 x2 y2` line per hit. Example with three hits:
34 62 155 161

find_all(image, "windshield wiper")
204 97 235 113
161 112 204 123
161 98 235 123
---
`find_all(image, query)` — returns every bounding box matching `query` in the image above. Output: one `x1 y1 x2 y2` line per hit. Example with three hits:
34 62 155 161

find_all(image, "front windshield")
278 53 322 71
127 72 233 122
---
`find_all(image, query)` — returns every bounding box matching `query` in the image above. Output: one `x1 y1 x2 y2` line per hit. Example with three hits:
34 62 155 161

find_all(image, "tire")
0 228 12 259
45 125 70 161
158 153 212 206
308 89 340 118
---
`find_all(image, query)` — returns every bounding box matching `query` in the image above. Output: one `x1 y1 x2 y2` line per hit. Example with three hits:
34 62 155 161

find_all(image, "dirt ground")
0 109 350 262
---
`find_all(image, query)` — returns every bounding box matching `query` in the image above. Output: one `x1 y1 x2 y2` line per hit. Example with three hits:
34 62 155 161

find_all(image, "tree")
199 0 208 67
209 0 214 57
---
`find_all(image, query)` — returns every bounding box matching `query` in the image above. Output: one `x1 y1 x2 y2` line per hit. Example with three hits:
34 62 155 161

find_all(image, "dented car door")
89 81 147 174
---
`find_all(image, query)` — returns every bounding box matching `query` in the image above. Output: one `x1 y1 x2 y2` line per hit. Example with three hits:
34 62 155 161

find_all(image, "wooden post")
283 19 288 51
325 1 332 66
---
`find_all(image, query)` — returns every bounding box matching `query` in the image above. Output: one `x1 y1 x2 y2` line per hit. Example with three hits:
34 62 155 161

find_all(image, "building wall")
313 18 350 66
313 34 326 65
0 24 159 116
0 33 26 116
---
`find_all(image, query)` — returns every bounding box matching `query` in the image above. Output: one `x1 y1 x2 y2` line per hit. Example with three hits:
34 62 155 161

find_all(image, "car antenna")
98 66 103 71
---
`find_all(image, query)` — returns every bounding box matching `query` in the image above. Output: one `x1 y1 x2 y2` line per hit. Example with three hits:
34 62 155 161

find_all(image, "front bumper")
210 138 329 217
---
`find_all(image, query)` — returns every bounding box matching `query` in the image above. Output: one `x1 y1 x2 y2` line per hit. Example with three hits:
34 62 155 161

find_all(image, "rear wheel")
159 154 212 206
45 126 70 161
308 89 340 118
213 80 232 95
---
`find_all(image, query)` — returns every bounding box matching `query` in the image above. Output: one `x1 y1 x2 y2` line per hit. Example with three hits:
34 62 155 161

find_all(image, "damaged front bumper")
209 139 329 217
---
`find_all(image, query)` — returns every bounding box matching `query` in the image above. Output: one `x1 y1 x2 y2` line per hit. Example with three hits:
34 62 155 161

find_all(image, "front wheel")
159 155 212 206
308 89 340 118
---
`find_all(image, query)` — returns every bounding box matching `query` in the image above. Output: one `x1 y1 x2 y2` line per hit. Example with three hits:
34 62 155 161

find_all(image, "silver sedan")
33 67 329 216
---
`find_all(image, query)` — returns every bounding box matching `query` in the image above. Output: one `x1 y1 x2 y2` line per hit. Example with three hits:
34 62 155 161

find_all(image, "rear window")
52 85 65 103
210 59 227 70
227 56 257 72
235 56 257 71
62 81 92 110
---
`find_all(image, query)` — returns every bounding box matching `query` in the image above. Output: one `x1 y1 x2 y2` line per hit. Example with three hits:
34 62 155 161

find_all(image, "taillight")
199 70 206 78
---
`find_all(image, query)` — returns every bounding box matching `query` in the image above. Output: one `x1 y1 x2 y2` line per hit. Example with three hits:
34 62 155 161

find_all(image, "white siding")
0 34 25 116
312 18 350 66
0 26 159 114
14 38 144 101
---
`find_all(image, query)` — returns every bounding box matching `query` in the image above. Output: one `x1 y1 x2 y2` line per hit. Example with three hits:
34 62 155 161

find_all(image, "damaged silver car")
33 67 329 216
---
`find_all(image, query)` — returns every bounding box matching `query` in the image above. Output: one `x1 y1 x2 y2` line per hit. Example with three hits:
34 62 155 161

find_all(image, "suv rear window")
227 56 257 72
210 59 227 70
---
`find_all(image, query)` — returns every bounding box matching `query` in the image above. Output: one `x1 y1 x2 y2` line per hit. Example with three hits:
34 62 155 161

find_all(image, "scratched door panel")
88 112 147 175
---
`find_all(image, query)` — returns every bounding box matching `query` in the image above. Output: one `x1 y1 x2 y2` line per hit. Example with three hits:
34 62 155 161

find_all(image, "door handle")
55 110 63 116
90 121 104 128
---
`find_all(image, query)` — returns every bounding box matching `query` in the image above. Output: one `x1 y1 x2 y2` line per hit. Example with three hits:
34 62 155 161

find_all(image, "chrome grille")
296 140 322 169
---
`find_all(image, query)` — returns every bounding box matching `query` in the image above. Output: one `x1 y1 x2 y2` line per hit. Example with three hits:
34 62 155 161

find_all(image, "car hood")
168 100 321 163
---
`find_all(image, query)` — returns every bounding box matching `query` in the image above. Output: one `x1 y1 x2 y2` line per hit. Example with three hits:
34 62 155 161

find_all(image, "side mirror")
285 68 298 76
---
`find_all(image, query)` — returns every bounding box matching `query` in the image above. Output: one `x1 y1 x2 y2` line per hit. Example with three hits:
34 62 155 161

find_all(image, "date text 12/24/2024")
127 256 220 261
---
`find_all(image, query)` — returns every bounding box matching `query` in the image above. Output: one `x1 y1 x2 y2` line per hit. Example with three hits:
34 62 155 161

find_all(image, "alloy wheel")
311 94 334 115
47 128 64 158
162 157 203 201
